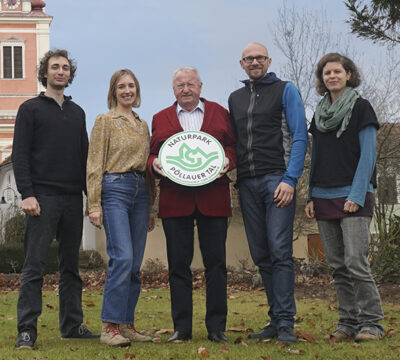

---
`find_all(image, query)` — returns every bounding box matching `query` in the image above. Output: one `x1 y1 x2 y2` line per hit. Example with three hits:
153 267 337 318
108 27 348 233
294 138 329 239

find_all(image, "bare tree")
272 4 400 257
271 4 351 239
271 3 351 122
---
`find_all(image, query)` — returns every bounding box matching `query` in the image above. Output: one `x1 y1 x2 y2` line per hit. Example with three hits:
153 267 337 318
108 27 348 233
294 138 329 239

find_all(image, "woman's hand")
305 200 315 219
148 212 155 232
89 211 103 229
344 200 359 213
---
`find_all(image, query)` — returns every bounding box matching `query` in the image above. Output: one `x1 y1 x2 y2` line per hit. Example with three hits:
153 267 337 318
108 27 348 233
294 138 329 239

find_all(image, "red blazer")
147 99 236 218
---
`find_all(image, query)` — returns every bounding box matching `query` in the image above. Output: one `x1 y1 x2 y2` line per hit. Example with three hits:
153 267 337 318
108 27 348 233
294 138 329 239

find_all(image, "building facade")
0 0 51 162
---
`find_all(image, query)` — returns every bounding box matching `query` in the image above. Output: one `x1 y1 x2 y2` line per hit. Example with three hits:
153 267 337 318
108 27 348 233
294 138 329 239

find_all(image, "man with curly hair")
12 49 98 349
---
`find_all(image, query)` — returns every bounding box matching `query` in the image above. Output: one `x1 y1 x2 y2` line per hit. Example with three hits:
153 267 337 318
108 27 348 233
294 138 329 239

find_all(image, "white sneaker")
100 322 131 347
120 324 152 342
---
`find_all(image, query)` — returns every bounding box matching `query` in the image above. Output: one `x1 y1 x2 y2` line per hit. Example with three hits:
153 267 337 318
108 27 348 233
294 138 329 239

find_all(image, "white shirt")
176 101 204 131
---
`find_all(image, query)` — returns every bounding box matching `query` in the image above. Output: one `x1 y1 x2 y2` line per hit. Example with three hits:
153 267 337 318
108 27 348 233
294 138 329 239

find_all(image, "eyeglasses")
242 56 269 64
174 83 199 90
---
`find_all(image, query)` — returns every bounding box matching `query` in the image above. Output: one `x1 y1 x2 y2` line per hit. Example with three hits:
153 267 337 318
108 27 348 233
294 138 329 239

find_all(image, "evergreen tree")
345 0 400 44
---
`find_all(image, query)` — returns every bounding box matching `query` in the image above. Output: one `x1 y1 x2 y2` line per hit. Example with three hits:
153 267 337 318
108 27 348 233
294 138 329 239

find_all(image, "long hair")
107 69 141 109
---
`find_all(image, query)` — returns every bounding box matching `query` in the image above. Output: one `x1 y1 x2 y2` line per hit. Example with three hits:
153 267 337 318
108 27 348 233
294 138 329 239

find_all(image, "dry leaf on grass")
286 349 305 355
233 336 248 346
386 329 397 337
155 328 174 335
197 347 210 358
84 300 96 307
227 327 246 332
124 353 136 359
297 330 318 343
261 356 271 360
219 345 229 353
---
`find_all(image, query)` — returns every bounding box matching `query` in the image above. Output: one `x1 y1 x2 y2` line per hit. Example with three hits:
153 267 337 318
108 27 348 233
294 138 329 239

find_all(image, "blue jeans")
238 173 296 329
101 172 149 324
318 217 384 337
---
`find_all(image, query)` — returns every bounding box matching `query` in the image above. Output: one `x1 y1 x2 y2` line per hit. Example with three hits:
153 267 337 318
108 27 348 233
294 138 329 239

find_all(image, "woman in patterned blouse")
87 69 155 347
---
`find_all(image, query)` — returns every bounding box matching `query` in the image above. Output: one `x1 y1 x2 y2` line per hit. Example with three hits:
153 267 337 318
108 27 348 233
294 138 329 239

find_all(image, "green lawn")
0 289 399 360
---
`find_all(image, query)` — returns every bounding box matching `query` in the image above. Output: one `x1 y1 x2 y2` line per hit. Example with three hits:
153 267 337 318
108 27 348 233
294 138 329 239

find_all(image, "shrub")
370 214 400 282
3 211 26 244
79 249 105 270
0 242 59 274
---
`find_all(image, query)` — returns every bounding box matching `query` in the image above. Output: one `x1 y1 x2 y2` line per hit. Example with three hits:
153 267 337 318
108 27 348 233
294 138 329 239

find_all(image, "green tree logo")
166 143 219 172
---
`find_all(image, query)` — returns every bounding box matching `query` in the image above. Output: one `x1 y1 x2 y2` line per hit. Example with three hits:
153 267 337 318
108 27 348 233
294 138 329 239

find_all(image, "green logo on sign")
166 143 219 172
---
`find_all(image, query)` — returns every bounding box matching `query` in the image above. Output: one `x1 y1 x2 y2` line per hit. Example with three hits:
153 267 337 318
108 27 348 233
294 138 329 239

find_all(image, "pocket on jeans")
102 174 122 184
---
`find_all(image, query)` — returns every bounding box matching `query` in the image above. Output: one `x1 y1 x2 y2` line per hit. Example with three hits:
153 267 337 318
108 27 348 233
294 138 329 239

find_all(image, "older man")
148 67 236 343
228 42 307 344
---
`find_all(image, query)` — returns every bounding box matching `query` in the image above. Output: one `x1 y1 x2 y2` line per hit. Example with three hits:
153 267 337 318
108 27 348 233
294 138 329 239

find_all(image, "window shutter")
3 46 12 78
14 46 23 78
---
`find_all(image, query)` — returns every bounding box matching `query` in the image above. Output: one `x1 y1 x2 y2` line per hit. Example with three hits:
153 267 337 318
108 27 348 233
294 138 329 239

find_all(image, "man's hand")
217 157 230 179
344 200 359 213
22 197 41 216
305 200 315 219
273 182 294 208
148 212 155 232
89 211 103 229
152 158 166 177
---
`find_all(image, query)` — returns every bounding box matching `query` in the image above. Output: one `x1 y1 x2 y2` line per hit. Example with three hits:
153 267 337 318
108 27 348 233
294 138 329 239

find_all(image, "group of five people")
11 42 383 349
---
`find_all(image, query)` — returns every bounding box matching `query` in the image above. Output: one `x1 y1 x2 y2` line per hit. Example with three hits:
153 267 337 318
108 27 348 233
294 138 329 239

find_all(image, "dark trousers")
17 194 84 339
162 210 227 334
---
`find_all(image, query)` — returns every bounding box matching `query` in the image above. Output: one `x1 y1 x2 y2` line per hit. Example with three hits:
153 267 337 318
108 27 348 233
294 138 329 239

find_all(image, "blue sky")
44 0 383 132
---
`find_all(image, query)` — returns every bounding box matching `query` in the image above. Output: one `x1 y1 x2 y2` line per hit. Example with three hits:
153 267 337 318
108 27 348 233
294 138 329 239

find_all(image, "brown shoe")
355 330 380 342
100 322 131 347
120 324 152 342
324 330 354 343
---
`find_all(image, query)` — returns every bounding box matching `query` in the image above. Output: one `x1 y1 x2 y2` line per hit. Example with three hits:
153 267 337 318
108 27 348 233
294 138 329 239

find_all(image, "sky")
43 0 386 133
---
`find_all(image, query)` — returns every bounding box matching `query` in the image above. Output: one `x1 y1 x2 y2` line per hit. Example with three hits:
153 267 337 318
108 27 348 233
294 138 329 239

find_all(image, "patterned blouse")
86 110 154 213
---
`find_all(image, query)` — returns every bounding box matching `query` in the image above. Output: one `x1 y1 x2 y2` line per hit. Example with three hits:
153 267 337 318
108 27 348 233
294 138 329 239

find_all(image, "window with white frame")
1 39 25 79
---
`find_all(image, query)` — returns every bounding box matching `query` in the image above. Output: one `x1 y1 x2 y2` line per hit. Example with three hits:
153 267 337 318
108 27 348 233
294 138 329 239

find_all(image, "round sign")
159 131 225 187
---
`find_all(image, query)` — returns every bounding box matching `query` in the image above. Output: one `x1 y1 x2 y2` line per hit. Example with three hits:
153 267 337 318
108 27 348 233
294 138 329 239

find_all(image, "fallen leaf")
219 345 229 353
198 347 210 358
287 349 304 354
124 353 136 359
84 301 96 307
297 330 318 343
155 328 174 335
386 329 396 337
69 347 78 352
261 356 271 360
227 327 246 332
152 337 161 343
262 338 272 343
46 304 54 309
233 336 248 346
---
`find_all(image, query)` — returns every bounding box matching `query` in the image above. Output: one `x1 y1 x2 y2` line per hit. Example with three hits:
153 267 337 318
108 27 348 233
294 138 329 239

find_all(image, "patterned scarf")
314 87 360 138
